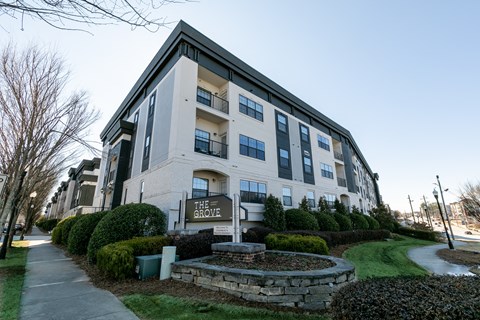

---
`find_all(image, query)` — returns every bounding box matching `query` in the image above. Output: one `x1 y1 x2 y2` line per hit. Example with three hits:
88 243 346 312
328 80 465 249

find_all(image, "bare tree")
0 0 189 32
0 43 98 256
459 181 480 221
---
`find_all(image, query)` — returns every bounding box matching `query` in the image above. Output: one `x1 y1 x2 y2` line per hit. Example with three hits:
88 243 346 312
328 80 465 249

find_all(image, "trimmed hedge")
334 213 353 231
397 227 439 242
285 209 319 231
35 218 59 232
87 203 167 263
243 226 274 243
351 214 369 230
51 216 77 245
265 233 329 255
60 215 83 245
314 212 340 231
96 236 172 280
280 229 391 248
172 232 231 260
364 215 380 230
67 212 108 255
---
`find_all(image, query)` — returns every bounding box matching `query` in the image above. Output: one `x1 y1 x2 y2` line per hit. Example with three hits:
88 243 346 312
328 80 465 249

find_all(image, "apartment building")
94 21 381 230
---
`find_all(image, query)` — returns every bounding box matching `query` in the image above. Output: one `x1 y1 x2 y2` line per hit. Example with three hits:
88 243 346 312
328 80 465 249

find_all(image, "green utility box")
134 254 179 280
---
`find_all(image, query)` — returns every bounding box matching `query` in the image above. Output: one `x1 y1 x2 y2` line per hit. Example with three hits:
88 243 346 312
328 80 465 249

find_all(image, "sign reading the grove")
185 195 232 222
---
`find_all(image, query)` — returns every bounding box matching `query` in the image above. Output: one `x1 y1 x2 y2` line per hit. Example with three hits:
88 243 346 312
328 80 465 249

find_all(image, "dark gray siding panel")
275 111 292 180
341 138 356 194
271 95 293 114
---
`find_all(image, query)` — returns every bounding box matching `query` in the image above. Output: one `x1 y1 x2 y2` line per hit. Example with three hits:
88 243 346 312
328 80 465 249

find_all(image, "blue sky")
1 1 479 213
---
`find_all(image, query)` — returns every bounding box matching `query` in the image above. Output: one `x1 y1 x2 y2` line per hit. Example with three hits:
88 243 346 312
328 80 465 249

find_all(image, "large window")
279 148 289 168
143 135 151 159
240 180 266 204
307 191 315 208
300 125 309 142
239 95 263 121
197 87 211 106
324 194 336 208
303 156 312 174
139 181 144 203
195 129 210 154
277 113 287 132
282 187 292 206
192 177 209 198
240 135 265 160
321 163 334 179
317 135 330 151
148 92 156 116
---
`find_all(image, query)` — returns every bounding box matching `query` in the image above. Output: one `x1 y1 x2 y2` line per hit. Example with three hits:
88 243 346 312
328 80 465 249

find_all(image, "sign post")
232 194 241 243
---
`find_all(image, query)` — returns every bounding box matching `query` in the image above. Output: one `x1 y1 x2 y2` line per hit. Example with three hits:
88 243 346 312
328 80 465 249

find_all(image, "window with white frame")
307 191 315 208
282 187 292 206
279 148 289 168
324 194 336 208
277 113 287 132
300 125 309 142
192 177 209 198
303 156 312 174
321 163 334 179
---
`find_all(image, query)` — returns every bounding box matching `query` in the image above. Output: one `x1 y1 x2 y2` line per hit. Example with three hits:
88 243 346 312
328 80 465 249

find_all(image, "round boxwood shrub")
285 209 319 231
35 218 59 232
51 216 76 244
364 215 380 230
87 203 167 263
334 213 353 231
351 213 369 230
61 215 83 245
67 211 108 255
313 211 340 231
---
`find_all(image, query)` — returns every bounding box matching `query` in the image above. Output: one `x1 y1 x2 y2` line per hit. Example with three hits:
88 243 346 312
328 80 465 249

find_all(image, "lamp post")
422 195 433 228
433 189 454 250
20 191 37 241
436 175 455 240
408 195 416 224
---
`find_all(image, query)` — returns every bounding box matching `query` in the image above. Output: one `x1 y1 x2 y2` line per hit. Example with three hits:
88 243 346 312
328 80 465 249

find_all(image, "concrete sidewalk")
20 228 139 320
408 241 475 276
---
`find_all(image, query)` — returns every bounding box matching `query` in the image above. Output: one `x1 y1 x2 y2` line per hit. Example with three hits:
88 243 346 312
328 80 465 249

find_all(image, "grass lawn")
122 294 329 320
343 236 435 279
0 241 29 320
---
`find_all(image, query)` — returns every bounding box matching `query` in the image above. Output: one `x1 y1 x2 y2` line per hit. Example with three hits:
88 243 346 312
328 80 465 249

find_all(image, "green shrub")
61 215 83 245
334 199 348 214
313 212 340 231
87 203 167 263
411 222 433 231
364 215 380 230
35 217 60 232
351 214 369 230
334 212 353 231
67 212 108 255
265 233 329 255
51 216 76 244
243 227 274 243
284 209 319 231
96 236 171 279
263 194 286 231
397 227 439 242
370 204 397 232
298 196 311 212
280 229 391 248
172 232 231 260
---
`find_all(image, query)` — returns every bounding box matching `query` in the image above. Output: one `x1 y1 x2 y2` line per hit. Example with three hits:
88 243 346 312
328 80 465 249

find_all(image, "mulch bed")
436 248 480 266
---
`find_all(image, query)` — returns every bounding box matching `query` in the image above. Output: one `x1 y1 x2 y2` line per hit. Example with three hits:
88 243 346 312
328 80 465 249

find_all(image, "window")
192 177 209 198
303 156 312 174
240 180 266 204
148 92 156 116
239 95 263 121
324 194 336 208
123 188 128 205
321 163 334 179
300 125 309 142
139 181 144 203
134 111 139 124
240 135 265 160
277 113 287 132
282 187 292 206
317 135 330 151
143 135 150 159
307 191 315 208
279 148 289 168
197 87 211 106
195 129 210 154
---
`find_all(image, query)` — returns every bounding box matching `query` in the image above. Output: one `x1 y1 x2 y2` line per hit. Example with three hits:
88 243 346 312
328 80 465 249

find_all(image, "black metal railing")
197 87 229 114
194 137 228 159
334 151 344 161
337 177 347 187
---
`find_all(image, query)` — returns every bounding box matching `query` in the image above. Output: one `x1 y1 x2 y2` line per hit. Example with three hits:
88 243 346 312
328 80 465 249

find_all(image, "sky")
1 0 479 213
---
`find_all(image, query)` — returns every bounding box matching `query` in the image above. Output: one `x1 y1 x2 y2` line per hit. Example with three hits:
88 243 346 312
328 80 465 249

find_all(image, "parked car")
465 231 473 235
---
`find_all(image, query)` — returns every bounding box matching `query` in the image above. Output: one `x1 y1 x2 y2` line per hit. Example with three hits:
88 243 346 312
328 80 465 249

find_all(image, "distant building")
94 21 381 230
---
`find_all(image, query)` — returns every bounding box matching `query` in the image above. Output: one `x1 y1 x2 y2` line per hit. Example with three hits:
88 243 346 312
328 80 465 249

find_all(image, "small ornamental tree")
299 196 311 213
370 204 398 232
318 197 330 213
351 205 362 215
334 199 348 214
263 194 286 231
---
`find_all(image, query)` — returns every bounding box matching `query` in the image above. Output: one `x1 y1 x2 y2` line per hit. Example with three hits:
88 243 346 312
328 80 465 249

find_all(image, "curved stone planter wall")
171 251 355 310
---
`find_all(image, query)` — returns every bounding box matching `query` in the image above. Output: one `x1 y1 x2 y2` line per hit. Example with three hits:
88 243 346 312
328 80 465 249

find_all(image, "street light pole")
20 191 37 241
408 195 416 224
433 189 454 250
436 175 455 240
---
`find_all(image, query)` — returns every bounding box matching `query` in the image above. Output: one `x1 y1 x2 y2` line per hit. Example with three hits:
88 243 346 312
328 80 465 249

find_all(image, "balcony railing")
197 87 229 114
334 151 344 161
337 177 347 188
194 137 228 159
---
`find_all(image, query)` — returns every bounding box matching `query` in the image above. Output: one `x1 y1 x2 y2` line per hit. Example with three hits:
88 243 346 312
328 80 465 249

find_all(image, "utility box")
134 254 179 280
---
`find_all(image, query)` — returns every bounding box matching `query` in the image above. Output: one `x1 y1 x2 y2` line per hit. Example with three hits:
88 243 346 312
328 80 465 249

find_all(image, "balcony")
194 137 228 159
337 177 347 188
197 87 229 115
334 151 344 161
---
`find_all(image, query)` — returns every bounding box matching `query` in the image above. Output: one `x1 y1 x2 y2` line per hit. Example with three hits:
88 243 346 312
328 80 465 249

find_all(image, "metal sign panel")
186 195 232 222
0 174 8 196
214 226 233 236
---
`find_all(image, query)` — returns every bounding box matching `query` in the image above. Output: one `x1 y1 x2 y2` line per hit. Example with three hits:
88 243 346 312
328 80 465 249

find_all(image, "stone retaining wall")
171 251 355 310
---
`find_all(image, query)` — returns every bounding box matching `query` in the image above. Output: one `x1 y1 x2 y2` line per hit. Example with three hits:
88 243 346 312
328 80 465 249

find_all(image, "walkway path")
408 241 475 276
20 227 139 320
